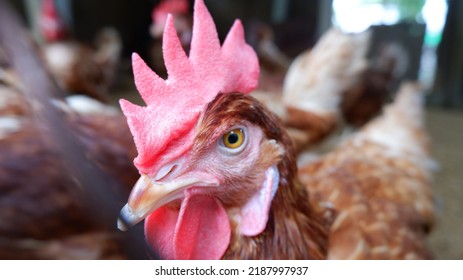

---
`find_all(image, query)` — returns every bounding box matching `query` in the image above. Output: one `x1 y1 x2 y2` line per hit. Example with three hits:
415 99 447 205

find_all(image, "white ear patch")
239 165 279 236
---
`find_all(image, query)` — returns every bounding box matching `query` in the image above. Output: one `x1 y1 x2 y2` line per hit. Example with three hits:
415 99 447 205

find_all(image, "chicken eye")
222 129 245 149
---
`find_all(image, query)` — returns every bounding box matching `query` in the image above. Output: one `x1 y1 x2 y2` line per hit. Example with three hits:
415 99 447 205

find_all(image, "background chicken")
300 82 436 259
282 28 370 138
252 28 373 154
0 75 139 259
340 41 407 128
253 26 401 156
118 0 436 260
39 0 122 103
0 1 145 259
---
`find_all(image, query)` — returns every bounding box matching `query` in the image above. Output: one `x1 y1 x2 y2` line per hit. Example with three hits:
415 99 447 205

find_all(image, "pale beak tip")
117 204 144 231
117 218 128 231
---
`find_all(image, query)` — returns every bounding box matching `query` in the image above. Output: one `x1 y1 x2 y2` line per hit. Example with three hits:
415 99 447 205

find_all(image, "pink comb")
120 0 259 174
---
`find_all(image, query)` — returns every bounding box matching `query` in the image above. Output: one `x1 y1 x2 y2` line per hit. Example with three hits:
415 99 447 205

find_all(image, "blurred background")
0 0 461 259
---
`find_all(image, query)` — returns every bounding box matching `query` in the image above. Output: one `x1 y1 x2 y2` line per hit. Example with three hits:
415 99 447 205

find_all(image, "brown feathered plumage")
0 0 146 259
121 80 435 259
0 82 139 259
200 93 328 259
300 83 435 259
215 83 434 259
252 28 372 153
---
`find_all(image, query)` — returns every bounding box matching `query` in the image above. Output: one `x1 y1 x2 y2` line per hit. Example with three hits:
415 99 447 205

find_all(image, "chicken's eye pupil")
228 133 239 144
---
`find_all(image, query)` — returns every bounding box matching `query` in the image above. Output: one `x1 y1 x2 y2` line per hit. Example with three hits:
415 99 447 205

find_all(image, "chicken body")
1 0 140 259
0 76 138 259
252 28 373 153
299 83 435 259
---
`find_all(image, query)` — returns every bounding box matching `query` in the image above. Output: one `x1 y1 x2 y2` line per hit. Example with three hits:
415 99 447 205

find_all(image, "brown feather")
300 141 434 259
193 83 434 260
299 83 435 259
198 93 328 259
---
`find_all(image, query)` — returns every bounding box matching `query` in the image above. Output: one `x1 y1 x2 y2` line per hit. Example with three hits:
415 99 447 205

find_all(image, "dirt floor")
426 107 463 259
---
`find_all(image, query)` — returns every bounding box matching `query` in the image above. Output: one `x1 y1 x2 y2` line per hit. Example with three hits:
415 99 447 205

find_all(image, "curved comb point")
131 53 164 104
163 14 191 80
189 0 221 64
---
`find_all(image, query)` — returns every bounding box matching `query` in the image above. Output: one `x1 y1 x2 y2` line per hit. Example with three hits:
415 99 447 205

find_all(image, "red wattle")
145 191 231 260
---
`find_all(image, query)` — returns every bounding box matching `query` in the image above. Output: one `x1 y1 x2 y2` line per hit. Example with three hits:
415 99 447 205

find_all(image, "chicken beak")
117 174 216 231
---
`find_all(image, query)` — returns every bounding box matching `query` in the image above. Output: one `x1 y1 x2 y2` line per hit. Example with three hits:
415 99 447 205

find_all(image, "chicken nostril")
154 164 177 181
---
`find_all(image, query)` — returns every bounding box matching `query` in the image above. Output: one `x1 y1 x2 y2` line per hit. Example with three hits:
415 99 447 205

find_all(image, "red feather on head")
120 0 259 176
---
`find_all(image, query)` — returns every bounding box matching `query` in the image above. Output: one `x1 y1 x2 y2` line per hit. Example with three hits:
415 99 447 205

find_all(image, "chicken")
0 88 139 259
281 29 404 131
252 28 372 153
117 0 436 259
300 82 436 259
282 28 370 144
40 0 122 102
340 42 408 128
340 67 393 128
0 2 142 258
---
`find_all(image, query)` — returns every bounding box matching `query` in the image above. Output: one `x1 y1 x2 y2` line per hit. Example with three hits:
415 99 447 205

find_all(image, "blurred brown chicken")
340 41 408 128
39 0 122 102
300 83 436 259
252 28 371 153
0 64 139 259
